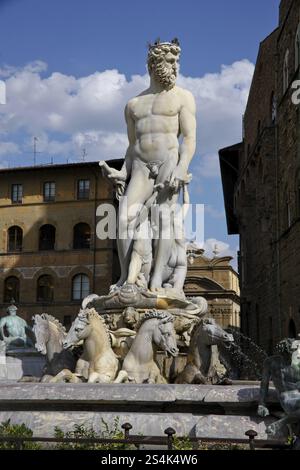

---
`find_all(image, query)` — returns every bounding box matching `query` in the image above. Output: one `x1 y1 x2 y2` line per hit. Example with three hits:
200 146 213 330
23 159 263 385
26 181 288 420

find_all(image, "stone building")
219 0 300 352
185 244 240 329
0 160 122 326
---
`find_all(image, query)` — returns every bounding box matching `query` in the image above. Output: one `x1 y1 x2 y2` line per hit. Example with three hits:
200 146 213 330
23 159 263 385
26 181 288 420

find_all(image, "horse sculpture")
63 308 119 383
175 317 234 384
114 310 178 384
33 313 80 382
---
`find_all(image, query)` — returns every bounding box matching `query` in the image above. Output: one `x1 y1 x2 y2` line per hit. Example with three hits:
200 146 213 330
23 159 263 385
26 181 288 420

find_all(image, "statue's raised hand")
99 161 126 182
99 161 126 199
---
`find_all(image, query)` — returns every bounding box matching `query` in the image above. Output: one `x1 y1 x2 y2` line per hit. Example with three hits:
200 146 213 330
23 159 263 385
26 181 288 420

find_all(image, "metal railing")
0 424 292 450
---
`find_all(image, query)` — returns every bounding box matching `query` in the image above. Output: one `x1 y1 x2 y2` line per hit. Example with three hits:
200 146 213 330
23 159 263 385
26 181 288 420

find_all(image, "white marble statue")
100 38 196 297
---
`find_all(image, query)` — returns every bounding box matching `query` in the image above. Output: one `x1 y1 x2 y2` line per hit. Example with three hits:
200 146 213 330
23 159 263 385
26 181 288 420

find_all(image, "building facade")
219 0 300 352
185 245 240 329
0 160 122 326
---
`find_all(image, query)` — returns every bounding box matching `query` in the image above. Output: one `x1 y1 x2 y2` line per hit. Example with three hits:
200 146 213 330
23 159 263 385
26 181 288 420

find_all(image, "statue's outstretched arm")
99 103 134 198
258 358 272 417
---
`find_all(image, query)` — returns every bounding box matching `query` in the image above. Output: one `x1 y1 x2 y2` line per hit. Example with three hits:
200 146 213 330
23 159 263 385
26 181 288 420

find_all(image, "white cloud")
0 59 254 168
205 204 225 219
202 238 234 258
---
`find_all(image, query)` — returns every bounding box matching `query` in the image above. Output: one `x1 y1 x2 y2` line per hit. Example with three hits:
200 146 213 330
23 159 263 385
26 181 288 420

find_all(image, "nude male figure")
258 338 300 436
100 39 196 292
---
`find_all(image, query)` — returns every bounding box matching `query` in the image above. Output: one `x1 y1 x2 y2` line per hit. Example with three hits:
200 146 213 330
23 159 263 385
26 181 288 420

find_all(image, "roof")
0 158 124 174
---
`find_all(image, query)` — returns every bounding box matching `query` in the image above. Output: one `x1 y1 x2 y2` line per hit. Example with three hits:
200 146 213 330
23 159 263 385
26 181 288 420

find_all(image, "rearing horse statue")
175 317 234 384
63 308 119 383
114 310 178 384
33 313 78 382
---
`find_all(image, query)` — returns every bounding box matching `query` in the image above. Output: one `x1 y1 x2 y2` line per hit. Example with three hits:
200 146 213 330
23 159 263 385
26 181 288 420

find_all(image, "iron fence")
0 424 292 450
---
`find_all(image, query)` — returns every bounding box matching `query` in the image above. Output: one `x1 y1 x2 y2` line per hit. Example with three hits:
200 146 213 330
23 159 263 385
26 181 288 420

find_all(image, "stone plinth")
0 383 281 440
0 349 45 380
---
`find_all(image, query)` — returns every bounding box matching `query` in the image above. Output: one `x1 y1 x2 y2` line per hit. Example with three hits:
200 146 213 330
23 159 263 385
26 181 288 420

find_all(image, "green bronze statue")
0 301 33 348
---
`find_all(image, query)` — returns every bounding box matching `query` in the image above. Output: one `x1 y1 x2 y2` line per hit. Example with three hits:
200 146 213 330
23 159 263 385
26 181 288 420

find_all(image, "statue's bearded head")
147 39 181 90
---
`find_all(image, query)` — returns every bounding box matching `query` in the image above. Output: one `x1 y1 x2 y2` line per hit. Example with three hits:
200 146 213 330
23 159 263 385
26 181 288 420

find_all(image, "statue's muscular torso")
127 86 188 165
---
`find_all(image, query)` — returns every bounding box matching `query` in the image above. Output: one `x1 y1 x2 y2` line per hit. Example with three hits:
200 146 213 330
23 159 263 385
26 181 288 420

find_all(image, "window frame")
4 276 20 303
11 184 23 204
7 226 23 252
73 223 91 250
38 224 56 251
72 274 90 301
43 181 56 202
37 274 54 303
77 179 90 200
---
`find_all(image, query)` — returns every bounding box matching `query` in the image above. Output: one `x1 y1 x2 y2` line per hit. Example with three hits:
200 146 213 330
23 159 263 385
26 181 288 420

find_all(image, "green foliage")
0 419 41 450
173 435 193 450
54 417 136 450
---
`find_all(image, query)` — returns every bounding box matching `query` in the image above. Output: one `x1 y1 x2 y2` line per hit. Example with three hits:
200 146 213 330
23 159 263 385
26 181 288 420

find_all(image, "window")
11 184 23 203
77 179 90 200
72 274 90 300
39 224 56 251
43 182 55 202
7 226 23 252
37 275 54 302
283 49 289 94
295 25 300 71
73 223 91 249
4 276 20 303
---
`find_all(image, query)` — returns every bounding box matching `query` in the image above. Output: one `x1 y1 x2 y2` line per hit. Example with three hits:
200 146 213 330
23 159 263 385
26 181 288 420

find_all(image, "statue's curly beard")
153 63 177 90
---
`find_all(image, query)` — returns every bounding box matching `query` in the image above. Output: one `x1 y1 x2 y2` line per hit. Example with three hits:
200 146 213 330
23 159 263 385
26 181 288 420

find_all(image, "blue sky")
0 0 280 264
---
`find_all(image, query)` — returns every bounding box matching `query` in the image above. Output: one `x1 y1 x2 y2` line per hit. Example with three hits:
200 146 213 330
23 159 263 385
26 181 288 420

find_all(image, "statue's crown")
148 37 181 51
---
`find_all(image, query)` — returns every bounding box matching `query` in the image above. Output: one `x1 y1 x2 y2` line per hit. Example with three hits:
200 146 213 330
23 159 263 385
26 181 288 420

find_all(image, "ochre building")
0 161 121 327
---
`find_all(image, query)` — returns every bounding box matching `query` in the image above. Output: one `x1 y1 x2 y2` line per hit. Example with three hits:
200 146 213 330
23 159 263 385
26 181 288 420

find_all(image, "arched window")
288 319 297 338
72 274 90 300
295 25 300 71
37 275 54 302
283 49 289 93
4 276 20 303
7 226 23 252
39 224 56 251
73 223 91 249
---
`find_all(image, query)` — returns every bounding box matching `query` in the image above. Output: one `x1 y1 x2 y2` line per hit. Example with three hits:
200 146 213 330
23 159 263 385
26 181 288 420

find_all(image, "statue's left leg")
150 191 179 290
